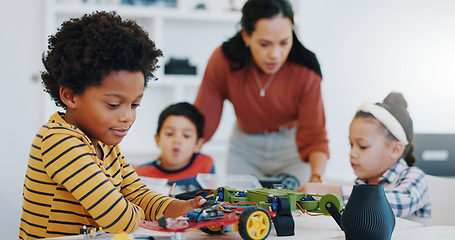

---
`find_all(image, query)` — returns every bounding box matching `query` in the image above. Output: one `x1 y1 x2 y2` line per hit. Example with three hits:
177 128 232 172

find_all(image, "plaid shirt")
340 159 431 218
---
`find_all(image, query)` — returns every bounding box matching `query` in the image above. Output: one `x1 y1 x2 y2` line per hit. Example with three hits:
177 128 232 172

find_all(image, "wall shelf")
51 2 241 22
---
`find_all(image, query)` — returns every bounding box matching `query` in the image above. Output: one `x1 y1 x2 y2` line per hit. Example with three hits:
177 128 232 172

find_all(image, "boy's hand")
184 196 207 212
163 196 206 218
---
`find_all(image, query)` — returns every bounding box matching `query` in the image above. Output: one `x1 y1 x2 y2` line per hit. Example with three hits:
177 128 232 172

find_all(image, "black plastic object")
326 201 343 230
200 199 219 209
329 184 395 240
164 58 197 75
271 196 295 236
174 189 212 200
157 214 167 229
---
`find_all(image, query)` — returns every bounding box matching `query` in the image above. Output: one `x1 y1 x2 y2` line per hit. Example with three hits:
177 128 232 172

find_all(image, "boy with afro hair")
19 11 205 240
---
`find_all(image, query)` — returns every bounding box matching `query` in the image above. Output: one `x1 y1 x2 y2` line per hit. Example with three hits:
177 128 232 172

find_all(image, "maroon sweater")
194 46 329 162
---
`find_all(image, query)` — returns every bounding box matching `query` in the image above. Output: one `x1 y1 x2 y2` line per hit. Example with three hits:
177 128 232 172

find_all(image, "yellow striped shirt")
19 112 174 239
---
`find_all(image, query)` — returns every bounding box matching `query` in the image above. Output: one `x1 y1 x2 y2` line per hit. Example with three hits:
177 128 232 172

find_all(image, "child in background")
19 12 205 240
135 102 215 192
297 92 431 221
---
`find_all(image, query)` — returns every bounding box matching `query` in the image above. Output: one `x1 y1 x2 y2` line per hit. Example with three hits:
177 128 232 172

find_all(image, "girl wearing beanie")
298 92 431 221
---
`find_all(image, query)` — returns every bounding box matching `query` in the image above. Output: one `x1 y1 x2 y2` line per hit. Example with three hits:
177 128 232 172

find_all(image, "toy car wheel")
200 225 224 235
238 207 271 240
319 193 343 216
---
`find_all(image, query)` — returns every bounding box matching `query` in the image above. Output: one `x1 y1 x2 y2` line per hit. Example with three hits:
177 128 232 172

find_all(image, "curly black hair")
41 11 163 109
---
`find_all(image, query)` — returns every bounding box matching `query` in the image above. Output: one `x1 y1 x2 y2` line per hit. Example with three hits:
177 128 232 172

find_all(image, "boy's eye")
107 103 119 108
131 103 140 108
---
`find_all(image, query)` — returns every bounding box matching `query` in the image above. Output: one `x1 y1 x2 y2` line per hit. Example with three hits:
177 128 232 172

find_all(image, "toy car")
213 186 343 236
140 185 343 240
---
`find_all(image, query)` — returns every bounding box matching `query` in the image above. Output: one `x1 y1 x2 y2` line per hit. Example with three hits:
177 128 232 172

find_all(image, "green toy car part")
213 186 343 215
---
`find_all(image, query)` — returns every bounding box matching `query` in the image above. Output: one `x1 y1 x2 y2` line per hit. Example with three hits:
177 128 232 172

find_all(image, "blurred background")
1 0 455 238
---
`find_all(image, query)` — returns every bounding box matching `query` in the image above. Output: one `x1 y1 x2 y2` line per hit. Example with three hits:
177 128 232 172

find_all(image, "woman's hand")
163 196 207 218
309 174 323 183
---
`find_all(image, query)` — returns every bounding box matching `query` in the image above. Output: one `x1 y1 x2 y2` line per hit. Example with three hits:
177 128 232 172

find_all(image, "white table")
45 213 453 240
133 212 425 239
392 226 455 240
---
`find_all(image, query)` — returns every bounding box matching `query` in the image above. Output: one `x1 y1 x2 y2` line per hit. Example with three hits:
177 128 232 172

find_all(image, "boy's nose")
173 135 182 142
120 108 134 122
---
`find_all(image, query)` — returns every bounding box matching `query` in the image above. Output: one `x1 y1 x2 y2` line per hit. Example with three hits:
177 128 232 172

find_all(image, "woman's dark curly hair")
41 11 163 109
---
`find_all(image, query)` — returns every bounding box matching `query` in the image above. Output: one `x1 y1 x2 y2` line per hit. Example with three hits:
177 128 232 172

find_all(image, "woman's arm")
308 151 328 183
295 68 329 177
194 47 228 141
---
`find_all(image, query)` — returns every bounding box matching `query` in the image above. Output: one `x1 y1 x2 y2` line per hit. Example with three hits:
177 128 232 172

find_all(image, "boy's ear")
390 141 405 162
155 134 160 147
194 137 205 153
60 86 76 109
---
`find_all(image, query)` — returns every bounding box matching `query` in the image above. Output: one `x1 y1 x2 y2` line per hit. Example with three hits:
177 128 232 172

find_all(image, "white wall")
297 0 455 181
2 0 455 238
0 0 44 239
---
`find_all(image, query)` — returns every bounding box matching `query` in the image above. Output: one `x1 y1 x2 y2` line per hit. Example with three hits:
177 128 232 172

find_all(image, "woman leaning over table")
194 0 328 184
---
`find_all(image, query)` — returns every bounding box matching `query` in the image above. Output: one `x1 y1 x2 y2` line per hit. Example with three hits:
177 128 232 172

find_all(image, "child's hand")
297 183 324 193
184 196 207 211
297 183 342 196
163 196 206 218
